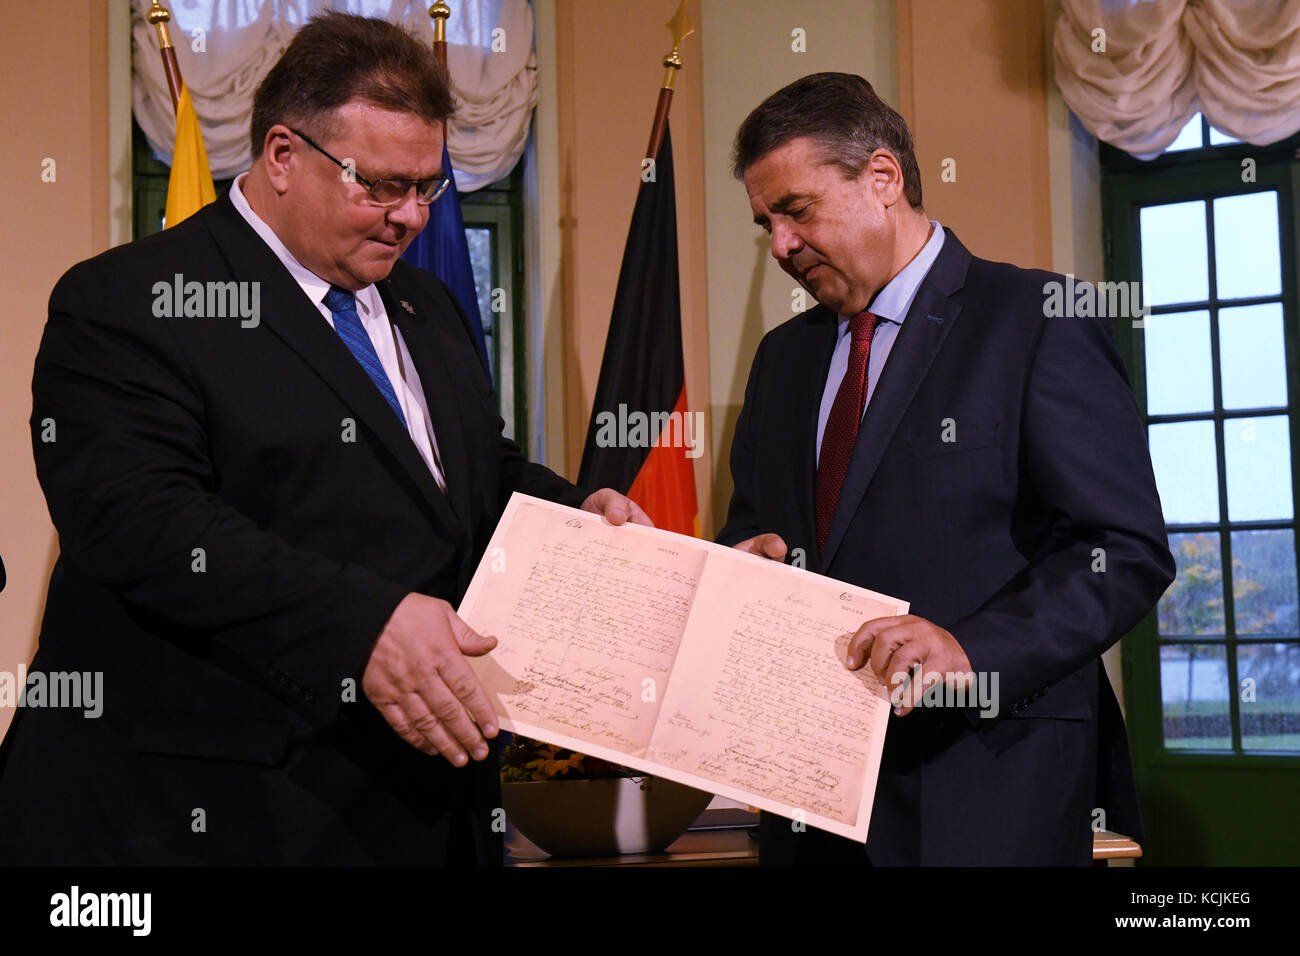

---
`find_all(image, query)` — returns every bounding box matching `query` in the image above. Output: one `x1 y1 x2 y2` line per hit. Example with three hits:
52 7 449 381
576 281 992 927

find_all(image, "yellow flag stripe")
165 84 217 228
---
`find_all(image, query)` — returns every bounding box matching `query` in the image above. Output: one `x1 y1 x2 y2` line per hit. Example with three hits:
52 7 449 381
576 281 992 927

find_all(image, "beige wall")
700 0 899 532
898 0 1054 269
0 1 126 742
547 0 714 531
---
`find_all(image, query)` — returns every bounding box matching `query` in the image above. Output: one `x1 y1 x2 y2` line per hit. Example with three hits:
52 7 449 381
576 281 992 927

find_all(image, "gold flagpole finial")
147 0 175 50
429 2 450 44
662 1 695 91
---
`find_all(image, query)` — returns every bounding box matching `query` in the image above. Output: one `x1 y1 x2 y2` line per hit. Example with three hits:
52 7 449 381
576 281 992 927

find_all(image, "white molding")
109 0 133 247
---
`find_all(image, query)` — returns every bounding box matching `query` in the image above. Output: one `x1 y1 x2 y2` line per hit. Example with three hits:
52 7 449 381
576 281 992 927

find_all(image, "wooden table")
506 826 1141 867
506 826 759 867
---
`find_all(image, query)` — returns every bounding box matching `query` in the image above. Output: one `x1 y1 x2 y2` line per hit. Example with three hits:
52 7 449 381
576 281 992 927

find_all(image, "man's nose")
770 222 802 260
386 187 426 230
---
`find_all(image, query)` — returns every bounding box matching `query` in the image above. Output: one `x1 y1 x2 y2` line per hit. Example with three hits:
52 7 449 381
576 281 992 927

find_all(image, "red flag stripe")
627 386 699 537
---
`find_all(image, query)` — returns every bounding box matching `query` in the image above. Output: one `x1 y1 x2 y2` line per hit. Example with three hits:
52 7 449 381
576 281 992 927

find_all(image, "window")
461 164 528 443
1103 114 1300 864
1106 116 1300 755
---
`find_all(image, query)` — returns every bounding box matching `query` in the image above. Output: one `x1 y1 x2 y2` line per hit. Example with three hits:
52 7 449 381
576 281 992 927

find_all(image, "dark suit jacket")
717 229 1174 865
0 192 588 865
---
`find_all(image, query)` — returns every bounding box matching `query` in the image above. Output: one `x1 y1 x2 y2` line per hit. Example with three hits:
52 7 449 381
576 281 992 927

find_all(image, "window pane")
1224 415 1294 522
1231 529 1299 637
1160 532 1226 637
1207 125 1241 146
1144 310 1213 415
1214 192 1281 300
1141 201 1208 306
465 225 495 379
1164 113 1205 152
1237 643 1300 751
465 226 493 335
1220 303 1288 410
1149 420 1221 523
1161 643 1231 749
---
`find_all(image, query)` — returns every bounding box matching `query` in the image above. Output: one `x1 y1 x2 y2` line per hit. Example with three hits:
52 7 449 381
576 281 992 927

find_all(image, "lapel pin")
400 299 416 315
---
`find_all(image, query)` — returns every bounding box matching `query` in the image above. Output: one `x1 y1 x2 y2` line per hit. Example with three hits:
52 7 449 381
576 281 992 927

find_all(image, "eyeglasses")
290 128 451 206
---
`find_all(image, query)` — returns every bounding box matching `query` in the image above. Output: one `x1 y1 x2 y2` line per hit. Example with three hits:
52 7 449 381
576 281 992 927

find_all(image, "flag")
578 125 699 536
401 142 490 379
164 84 216 228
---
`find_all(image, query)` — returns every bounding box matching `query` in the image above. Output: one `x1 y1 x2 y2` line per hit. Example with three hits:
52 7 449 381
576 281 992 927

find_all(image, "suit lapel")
821 230 972 568
202 194 461 534
793 307 840 558
377 278 475 527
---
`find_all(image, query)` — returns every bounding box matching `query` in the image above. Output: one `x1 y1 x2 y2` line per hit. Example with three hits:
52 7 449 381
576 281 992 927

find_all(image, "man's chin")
355 243 406 281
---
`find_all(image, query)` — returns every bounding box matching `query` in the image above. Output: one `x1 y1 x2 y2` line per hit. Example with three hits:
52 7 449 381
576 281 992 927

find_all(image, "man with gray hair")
719 73 1173 865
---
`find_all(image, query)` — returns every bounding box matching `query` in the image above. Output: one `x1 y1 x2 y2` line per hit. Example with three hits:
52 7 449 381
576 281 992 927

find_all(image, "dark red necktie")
816 310 879 554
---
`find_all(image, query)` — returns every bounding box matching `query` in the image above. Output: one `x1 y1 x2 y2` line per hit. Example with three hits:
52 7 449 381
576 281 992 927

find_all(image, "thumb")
446 610 498 656
758 533 788 561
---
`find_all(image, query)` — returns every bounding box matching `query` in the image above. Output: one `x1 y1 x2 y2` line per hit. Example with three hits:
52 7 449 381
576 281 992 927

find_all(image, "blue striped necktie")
322 285 409 429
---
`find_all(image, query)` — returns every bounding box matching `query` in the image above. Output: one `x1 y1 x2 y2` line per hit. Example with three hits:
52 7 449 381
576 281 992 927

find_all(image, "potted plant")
500 737 713 858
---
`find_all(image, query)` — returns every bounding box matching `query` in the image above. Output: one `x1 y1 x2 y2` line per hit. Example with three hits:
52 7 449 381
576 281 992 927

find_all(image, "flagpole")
428 1 450 68
146 0 184 112
645 1 695 160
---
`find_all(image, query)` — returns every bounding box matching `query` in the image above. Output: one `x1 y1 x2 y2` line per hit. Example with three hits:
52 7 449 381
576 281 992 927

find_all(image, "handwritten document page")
458 493 908 842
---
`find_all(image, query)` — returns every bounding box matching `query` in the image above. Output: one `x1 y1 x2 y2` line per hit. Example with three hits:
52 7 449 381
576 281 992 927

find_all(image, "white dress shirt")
230 174 448 491
815 221 946 465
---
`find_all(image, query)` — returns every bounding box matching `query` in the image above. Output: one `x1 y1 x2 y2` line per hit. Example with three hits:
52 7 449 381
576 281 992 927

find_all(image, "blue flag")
402 142 491 381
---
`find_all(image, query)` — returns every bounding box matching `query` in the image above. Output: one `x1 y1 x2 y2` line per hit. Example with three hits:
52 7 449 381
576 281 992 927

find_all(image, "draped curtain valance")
1053 0 1300 159
132 0 537 190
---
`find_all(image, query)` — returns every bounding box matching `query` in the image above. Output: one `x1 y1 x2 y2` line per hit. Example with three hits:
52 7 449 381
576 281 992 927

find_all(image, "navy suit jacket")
717 228 1174 865
0 192 588 864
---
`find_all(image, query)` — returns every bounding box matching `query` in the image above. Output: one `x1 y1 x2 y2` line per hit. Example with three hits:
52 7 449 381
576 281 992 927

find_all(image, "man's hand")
732 533 788 562
362 593 499 765
581 488 654 526
844 614 973 716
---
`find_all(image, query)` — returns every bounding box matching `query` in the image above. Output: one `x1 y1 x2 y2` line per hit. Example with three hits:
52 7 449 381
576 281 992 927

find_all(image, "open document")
458 493 909 842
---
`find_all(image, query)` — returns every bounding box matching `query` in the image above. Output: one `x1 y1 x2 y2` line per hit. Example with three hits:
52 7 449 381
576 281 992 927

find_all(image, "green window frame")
1102 117 1300 863
460 164 528 445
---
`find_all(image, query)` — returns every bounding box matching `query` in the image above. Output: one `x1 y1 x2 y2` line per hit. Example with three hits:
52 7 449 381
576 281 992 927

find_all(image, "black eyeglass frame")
289 128 451 207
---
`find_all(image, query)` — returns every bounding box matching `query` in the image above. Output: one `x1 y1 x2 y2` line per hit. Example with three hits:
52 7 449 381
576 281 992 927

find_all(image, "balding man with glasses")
0 11 646 866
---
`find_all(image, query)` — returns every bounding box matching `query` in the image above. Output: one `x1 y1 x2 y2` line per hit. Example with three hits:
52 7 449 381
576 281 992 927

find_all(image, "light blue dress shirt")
815 221 946 465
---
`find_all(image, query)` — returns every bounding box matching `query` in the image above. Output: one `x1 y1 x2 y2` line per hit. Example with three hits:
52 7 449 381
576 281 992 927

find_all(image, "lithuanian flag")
164 84 216 228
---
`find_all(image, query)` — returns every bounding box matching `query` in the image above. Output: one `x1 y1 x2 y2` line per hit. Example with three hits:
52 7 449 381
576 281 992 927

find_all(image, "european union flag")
402 142 491 382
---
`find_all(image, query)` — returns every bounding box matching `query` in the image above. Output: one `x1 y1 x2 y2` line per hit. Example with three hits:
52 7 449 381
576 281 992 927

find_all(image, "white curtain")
132 0 537 190
1053 0 1300 159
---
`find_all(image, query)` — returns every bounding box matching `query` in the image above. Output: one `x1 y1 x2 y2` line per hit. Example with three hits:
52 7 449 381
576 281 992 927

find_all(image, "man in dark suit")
718 73 1174 865
0 12 645 865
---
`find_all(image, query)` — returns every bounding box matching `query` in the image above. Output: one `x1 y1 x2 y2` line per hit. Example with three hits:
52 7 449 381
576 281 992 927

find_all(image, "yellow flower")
524 746 587 778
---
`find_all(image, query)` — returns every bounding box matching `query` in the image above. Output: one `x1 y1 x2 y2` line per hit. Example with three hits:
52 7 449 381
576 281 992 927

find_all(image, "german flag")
578 124 699 537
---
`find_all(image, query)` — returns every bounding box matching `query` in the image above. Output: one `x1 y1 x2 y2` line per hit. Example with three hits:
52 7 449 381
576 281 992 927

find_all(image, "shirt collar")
229 172 382 318
838 219 945 329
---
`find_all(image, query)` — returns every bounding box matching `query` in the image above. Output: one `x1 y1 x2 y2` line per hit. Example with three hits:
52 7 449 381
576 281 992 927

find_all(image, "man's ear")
261 125 296 194
867 148 907 208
